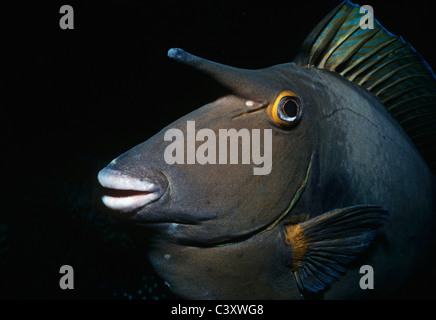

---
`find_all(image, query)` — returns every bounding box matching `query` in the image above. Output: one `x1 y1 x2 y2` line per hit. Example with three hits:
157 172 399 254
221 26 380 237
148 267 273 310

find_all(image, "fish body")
97 1 436 299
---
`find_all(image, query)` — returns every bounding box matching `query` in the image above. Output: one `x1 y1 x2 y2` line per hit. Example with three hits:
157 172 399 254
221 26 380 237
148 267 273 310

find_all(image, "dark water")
1 0 436 299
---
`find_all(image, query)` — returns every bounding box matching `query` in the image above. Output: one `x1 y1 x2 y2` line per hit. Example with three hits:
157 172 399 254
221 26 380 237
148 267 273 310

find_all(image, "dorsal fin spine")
341 36 397 79
318 24 362 69
380 82 430 105
328 28 379 72
309 4 354 67
400 112 436 127
388 93 436 112
376 75 429 98
367 62 425 91
354 50 410 85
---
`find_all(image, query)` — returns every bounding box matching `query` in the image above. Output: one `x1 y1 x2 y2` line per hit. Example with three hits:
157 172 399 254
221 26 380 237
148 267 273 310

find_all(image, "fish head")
97 49 325 247
96 45 390 299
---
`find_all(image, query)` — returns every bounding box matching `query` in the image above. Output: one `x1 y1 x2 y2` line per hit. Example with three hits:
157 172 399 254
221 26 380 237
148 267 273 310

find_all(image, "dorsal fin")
295 1 436 175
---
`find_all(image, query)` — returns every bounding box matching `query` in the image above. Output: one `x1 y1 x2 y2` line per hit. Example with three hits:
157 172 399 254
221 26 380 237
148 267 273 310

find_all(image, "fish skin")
97 3 436 299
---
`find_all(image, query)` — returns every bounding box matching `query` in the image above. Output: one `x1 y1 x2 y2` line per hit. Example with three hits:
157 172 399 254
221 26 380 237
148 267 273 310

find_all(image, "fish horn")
168 48 272 102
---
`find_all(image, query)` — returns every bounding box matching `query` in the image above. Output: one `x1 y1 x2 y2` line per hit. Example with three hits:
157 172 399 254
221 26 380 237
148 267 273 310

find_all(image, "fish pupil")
283 99 299 118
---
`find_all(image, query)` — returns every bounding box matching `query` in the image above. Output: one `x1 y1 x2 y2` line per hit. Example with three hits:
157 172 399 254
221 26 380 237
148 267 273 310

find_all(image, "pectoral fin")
284 205 389 296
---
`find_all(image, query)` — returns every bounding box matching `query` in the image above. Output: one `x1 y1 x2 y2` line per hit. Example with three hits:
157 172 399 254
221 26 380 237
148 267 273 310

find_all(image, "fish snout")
97 167 168 213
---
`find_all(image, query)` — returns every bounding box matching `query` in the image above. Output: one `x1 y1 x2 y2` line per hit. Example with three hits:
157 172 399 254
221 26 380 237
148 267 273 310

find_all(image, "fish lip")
97 168 164 213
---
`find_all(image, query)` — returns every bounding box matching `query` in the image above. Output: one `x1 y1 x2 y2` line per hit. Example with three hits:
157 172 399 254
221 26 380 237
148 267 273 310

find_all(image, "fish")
97 0 436 299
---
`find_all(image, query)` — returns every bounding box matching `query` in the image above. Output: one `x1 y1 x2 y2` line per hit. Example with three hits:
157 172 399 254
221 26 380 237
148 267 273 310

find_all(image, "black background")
0 0 435 300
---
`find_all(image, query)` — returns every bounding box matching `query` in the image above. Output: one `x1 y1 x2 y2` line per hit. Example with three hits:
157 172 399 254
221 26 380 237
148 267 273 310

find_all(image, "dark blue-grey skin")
98 2 436 299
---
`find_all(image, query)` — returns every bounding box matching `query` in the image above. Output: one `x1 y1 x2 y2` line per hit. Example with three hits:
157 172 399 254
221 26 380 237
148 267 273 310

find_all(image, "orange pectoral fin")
283 205 389 296
284 224 308 272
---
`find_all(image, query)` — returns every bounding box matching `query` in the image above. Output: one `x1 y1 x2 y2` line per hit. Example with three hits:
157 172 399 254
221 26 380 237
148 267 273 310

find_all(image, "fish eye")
270 91 302 127
278 97 301 122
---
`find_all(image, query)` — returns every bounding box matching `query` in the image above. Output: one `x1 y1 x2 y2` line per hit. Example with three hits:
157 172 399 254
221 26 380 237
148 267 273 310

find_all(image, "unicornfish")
97 1 436 299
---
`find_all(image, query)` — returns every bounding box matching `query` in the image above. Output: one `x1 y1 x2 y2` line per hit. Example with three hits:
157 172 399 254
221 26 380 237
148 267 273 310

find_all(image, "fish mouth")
98 168 163 213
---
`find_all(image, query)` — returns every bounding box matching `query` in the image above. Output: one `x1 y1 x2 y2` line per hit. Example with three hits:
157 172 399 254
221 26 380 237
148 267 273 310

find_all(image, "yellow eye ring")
270 91 302 127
